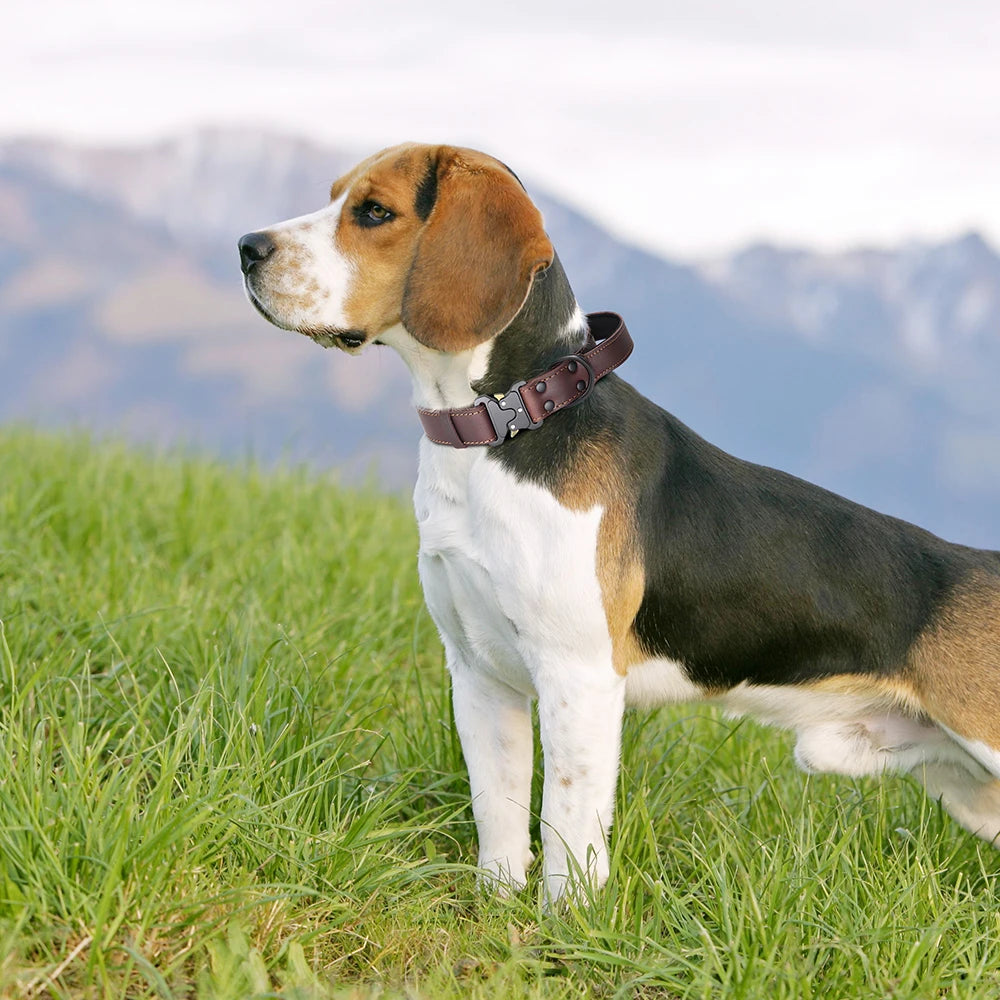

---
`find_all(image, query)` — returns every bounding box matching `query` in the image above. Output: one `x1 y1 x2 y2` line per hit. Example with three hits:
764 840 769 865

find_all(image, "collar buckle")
418 312 633 449
474 380 543 447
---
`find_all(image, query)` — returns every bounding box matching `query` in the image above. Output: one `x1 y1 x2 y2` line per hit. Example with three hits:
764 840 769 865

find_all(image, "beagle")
239 143 1000 901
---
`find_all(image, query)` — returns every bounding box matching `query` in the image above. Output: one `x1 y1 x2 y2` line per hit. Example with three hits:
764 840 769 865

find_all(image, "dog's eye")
356 201 394 227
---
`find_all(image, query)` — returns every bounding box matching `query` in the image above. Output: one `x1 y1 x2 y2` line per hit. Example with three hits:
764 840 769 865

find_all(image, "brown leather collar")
416 312 633 448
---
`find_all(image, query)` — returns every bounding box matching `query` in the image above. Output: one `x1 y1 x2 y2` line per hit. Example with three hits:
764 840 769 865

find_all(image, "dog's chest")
413 443 612 694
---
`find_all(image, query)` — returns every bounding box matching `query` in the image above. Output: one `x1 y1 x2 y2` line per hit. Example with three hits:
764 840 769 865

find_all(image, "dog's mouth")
243 281 367 352
302 327 367 351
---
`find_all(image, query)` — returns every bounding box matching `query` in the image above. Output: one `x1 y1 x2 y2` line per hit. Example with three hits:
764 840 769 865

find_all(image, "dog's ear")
401 148 554 353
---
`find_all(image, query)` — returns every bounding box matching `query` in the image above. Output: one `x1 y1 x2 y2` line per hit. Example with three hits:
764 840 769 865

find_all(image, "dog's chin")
243 284 367 353
300 327 368 352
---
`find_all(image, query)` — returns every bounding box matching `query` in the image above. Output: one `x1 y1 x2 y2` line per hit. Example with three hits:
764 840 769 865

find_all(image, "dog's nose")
238 231 276 274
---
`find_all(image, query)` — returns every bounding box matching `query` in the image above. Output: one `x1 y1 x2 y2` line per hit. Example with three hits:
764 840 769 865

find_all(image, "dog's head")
239 143 554 355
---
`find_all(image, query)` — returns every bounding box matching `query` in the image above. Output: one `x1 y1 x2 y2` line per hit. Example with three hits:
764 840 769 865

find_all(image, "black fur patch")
414 160 438 221
481 255 625 487
629 416 998 688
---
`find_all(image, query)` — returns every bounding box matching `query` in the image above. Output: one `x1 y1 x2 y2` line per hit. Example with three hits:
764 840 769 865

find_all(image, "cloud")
4 0 1000 255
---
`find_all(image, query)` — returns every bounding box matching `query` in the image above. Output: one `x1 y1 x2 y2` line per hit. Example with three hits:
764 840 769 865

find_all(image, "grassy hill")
1 429 998 999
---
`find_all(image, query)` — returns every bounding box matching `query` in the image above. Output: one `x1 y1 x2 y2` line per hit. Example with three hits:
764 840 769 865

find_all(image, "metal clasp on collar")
474 381 543 447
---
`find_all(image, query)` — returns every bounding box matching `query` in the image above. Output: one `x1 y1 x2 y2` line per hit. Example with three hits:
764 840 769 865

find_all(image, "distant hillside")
1 129 998 546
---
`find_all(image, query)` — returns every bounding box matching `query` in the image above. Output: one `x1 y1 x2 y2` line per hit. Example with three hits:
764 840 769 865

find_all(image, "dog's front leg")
450 665 534 893
536 663 625 903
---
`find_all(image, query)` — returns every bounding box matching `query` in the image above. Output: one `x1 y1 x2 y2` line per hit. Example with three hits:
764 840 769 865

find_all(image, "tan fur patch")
333 145 436 336
555 435 645 676
909 573 1000 745
400 149 553 351
805 673 923 713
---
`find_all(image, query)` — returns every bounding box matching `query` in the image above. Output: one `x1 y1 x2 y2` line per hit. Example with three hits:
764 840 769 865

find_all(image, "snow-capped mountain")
0 128 361 246
700 233 1000 374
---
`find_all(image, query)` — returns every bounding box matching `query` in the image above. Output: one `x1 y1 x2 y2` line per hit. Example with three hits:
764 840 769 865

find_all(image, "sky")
5 0 1000 258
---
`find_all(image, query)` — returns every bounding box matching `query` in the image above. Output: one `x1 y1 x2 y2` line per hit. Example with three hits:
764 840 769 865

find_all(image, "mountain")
697 237 1000 532
1 128 998 547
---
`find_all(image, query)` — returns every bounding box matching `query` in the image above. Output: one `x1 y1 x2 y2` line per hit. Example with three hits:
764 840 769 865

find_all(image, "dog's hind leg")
794 714 1000 845
793 713 961 778
917 727 1000 844
914 759 1000 845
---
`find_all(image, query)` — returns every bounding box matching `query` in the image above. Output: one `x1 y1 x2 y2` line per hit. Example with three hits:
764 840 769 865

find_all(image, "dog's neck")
380 254 587 411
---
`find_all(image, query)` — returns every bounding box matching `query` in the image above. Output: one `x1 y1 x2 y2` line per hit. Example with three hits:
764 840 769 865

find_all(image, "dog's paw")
542 869 607 909
542 848 608 908
476 851 532 897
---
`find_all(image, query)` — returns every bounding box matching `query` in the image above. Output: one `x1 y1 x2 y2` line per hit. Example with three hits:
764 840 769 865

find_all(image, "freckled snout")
238 231 276 274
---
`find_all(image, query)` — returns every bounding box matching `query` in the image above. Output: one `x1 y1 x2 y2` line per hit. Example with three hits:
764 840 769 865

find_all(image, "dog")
239 143 1000 901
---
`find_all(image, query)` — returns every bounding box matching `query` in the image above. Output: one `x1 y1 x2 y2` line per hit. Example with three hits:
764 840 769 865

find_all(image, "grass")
1 426 999 999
